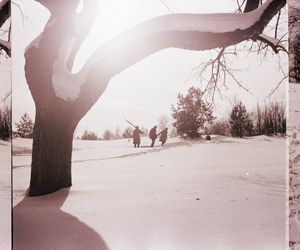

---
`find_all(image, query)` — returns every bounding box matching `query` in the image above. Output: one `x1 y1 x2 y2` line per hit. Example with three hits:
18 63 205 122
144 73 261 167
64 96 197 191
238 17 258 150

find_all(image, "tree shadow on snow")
13 188 109 250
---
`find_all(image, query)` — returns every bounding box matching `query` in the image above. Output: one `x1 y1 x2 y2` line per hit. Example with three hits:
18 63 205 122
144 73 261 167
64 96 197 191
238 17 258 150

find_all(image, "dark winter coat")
159 128 168 142
133 128 143 144
149 127 157 140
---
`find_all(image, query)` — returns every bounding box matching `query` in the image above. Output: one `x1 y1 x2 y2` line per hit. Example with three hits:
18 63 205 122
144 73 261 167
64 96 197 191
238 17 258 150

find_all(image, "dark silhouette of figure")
206 134 211 140
149 125 158 147
159 128 168 146
133 126 143 147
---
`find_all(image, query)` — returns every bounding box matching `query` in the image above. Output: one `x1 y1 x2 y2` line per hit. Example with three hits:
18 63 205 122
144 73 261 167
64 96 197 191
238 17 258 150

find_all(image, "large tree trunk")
0 0 10 56
0 0 10 27
29 106 77 196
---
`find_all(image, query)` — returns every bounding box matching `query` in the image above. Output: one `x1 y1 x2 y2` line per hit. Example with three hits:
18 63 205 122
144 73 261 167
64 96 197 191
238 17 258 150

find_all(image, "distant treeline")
79 125 177 141
12 99 286 141
79 127 137 141
79 115 174 141
208 101 286 137
12 112 175 141
170 86 286 139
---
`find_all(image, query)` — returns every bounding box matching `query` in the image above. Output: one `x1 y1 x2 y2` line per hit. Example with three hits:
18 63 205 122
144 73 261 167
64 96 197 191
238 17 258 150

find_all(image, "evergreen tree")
171 86 215 138
229 102 253 137
157 115 169 131
15 113 34 138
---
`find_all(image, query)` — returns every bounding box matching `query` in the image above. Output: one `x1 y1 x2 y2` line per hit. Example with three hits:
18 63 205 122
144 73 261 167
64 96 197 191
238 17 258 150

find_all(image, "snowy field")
289 83 300 247
0 141 11 250
13 135 286 250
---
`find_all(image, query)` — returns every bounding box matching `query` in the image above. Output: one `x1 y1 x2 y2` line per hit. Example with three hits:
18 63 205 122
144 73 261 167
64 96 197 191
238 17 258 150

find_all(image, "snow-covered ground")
0 141 11 250
289 83 300 248
13 135 286 250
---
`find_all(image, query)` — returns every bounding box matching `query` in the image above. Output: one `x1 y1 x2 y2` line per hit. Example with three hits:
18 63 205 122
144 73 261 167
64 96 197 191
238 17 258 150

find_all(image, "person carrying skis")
158 127 168 146
132 126 143 147
149 125 158 147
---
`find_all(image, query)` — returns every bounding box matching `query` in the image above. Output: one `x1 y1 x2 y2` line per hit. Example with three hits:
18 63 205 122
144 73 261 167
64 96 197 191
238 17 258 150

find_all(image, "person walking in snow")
158 128 168 146
132 126 144 147
149 125 158 147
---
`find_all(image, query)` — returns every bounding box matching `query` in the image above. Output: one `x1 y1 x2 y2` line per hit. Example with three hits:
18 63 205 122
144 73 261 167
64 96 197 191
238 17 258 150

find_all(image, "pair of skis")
124 119 137 128
125 119 163 136
125 119 146 135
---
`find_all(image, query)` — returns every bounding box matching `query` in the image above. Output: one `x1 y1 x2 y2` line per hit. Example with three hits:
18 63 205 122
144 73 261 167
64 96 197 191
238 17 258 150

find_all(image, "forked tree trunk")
29 107 77 196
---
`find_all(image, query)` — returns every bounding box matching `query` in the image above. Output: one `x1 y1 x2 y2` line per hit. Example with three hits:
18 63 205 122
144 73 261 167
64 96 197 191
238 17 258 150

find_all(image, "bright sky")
11 0 288 137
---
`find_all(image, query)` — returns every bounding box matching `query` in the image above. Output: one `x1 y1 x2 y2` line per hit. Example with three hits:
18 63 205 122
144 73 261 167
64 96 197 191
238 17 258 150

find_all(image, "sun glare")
73 0 144 73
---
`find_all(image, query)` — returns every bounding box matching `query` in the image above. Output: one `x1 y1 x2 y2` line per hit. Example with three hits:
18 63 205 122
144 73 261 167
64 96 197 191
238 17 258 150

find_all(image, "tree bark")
24 1 99 196
29 106 77 196
244 0 260 13
0 0 9 28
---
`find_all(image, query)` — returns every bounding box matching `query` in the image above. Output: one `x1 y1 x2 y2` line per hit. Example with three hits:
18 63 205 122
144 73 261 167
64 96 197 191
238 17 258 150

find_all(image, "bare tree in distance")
140 126 149 135
102 129 114 141
122 126 133 139
157 115 169 132
23 0 287 195
208 119 230 136
113 127 122 140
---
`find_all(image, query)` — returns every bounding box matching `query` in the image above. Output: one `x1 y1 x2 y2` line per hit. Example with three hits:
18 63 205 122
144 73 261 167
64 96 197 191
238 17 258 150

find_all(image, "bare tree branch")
274 10 281 38
266 75 288 98
159 0 174 13
235 0 248 13
0 38 10 56
0 90 11 105
187 0 286 102
256 33 287 53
